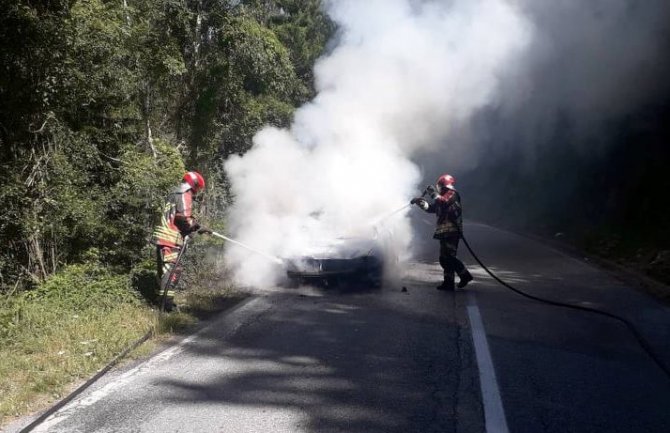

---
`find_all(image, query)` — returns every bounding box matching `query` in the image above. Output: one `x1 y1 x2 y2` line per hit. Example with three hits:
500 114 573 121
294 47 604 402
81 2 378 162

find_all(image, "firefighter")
411 174 473 291
151 171 211 311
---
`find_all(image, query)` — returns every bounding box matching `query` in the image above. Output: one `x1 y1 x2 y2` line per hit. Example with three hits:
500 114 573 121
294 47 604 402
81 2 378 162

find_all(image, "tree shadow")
152 287 478 433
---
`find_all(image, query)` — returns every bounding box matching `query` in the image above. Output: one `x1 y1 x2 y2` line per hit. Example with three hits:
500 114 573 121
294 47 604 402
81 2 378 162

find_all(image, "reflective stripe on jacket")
151 183 196 247
426 189 463 239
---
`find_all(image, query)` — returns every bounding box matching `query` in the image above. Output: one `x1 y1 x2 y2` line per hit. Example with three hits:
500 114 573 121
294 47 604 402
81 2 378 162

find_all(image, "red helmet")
436 173 456 190
183 171 206 193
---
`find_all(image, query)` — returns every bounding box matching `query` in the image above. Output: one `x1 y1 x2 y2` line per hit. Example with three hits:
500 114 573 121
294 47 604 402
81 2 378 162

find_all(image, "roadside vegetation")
0 244 241 425
0 0 332 426
466 103 670 295
0 262 155 423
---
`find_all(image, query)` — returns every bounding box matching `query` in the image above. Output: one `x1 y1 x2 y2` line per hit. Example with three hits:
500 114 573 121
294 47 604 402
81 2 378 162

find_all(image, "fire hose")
210 231 284 265
460 234 670 380
169 208 670 379
456 227 670 381
409 186 670 379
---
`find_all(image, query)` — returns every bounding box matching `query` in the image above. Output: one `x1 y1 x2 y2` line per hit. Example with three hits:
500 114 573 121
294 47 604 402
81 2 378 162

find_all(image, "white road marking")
32 344 184 432
29 297 268 433
467 292 510 433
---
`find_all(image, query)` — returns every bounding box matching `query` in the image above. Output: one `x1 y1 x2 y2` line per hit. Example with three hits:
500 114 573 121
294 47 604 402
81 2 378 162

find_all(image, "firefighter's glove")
197 227 213 235
411 198 429 211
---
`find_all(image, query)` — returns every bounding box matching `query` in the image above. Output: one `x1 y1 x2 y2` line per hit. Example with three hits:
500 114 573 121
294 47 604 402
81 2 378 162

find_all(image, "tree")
0 0 333 291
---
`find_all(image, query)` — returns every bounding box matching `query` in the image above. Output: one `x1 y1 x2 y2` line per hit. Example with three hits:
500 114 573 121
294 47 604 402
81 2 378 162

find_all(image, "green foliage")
63 0 138 126
129 256 160 304
0 261 139 349
227 16 305 99
0 266 155 423
270 0 335 91
187 13 308 162
0 0 332 291
105 139 185 268
0 0 332 424
25 263 139 312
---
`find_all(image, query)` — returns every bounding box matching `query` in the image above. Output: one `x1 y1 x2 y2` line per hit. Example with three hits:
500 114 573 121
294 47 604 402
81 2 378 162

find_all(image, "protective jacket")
425 189 463 239
151 183 199 247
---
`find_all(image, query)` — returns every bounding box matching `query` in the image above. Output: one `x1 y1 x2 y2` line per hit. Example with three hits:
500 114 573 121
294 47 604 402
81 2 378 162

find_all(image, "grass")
157 286 245 334
0 261 243 428
0 292 157 424
574 226 670 300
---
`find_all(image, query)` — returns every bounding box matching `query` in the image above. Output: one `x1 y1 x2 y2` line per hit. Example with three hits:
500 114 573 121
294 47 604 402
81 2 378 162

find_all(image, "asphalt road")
8 223 670 433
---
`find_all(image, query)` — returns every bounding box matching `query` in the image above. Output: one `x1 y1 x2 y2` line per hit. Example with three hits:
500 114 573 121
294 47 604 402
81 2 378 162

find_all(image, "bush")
0 263 155 423
129 255 160 304
24 263 140 313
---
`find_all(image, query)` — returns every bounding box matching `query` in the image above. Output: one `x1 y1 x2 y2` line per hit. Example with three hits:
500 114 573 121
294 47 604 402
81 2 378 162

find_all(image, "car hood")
286 237 380 261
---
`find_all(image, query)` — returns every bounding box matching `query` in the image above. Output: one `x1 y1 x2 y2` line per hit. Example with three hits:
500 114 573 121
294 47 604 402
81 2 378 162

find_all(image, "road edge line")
466 291 509 433
20 295 267 433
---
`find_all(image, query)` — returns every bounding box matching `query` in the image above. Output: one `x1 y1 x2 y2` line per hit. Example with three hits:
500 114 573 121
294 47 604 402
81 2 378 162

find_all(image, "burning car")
284 237 386 287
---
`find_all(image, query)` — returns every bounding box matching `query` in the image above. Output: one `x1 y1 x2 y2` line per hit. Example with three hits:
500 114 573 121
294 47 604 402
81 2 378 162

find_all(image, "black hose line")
461 234 670 381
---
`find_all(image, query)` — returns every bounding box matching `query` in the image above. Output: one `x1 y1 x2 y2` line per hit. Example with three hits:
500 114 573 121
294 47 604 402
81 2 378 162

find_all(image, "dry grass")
0 284 243 428
0 253 243 429
0 300 156 425
159 285 244 333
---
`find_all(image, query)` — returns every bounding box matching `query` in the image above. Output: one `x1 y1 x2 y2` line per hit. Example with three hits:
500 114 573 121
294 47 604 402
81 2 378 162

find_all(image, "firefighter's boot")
164 297 179 313
457 269 473 289
437 272 455 291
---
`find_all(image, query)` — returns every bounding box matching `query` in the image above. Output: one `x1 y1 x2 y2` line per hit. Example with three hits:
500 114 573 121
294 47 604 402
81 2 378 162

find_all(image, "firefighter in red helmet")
151 171 211 311
411 174 473 291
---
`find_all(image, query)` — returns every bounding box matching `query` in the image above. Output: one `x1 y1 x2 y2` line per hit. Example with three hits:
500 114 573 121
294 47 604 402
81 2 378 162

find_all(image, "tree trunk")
26 234 48 282
194 0 204 68
122 0 131 26
141 83 157 159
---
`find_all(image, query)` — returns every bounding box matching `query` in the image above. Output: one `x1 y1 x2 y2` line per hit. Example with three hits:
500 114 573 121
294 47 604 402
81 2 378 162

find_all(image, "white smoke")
224 0 532 287
458 0 670 165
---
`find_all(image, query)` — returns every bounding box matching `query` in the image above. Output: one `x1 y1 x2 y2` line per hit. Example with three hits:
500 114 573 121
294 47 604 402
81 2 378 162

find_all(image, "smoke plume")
486 0 670 159
224 0 670 286
224 0 532 286
444 0 670 234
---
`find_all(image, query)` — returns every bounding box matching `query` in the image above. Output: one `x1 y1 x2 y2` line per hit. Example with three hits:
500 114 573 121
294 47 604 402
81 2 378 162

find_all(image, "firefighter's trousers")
156 245 182 306
438 236 468 287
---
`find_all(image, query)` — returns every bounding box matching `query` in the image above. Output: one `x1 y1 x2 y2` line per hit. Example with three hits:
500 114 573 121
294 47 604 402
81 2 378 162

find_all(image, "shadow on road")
153 283 480 433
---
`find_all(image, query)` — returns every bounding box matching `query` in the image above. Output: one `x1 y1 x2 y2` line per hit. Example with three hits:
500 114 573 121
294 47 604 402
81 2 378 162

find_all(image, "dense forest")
2 0 669 295
0 0 334 293
4 0 669 424
462 93 670 286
